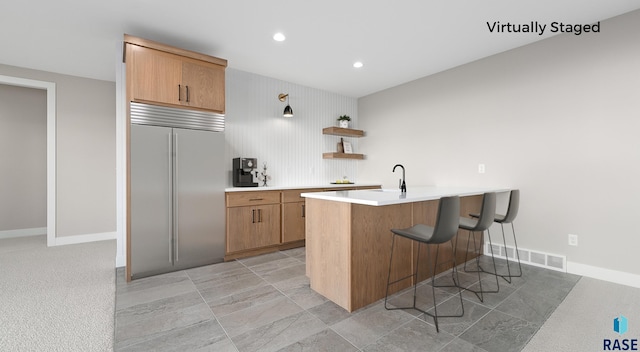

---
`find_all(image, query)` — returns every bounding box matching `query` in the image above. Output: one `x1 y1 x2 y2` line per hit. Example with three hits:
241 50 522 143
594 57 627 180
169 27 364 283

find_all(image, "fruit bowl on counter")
331 177 353 184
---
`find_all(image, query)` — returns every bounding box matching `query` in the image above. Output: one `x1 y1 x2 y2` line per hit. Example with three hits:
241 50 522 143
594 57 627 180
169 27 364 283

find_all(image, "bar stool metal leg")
497 221 522 283
470 190 522 283
384 195 464 333
385 240 465 332
462 228 500 302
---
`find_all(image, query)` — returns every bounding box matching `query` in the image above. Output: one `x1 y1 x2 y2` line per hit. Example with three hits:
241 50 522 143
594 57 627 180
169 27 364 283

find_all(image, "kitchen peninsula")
302 186 509 312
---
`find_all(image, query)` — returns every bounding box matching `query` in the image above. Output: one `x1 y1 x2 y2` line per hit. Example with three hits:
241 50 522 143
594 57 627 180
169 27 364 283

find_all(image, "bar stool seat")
459 217 481 229
384 196 463 333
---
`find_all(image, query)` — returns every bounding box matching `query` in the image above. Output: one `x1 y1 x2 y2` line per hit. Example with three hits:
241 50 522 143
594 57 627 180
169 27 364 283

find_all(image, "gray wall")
0 64 116 238
358 10 640 275
0 85 47 232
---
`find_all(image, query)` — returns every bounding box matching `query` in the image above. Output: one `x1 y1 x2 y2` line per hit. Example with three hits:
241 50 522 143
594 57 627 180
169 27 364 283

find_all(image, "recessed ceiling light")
353 61 364 68
273 33 286 42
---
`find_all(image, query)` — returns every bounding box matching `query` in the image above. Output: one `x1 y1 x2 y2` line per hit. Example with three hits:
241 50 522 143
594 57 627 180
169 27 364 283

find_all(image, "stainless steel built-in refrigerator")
130 102 225 279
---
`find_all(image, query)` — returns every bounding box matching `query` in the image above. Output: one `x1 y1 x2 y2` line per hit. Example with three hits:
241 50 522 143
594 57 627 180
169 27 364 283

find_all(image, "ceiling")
2 1 639 98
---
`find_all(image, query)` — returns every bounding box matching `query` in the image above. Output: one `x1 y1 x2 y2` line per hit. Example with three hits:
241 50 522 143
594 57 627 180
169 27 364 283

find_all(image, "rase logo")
604 315 638 351
616 316 630 335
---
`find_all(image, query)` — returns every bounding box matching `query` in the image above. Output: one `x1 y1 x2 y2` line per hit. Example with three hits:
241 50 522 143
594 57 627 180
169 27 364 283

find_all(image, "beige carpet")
0 235 116 351
523 276 640 352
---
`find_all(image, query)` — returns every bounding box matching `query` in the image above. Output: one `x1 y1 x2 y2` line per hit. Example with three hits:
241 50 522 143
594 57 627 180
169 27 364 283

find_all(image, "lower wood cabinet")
226 191 281 257
226 204 280 253
225 186 379 260
282 202 305 243
280 189 321 245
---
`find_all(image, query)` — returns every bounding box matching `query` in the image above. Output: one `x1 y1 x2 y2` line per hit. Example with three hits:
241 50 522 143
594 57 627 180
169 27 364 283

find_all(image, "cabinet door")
282 202 305 243
255 204 281 247
129 45 182 106
182 61 225 113
226 204 281 253
226 206 256 253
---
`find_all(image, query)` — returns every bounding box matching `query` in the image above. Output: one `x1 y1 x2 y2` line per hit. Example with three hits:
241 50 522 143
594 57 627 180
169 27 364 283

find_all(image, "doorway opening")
0 75 56 246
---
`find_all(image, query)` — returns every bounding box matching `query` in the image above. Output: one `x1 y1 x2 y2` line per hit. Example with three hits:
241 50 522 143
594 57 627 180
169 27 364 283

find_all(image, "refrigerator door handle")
173 131 179 263
167 132 174 265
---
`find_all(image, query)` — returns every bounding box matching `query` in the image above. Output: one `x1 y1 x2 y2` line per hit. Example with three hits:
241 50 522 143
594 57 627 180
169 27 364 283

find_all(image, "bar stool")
471 189 521 283
384 196 463 332
458 192 499 302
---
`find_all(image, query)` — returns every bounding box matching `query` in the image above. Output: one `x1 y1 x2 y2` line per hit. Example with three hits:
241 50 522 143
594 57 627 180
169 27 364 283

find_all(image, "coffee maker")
232 158 259 187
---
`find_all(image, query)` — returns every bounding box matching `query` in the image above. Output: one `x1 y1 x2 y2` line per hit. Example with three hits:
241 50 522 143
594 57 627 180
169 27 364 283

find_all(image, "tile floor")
114 248 580 352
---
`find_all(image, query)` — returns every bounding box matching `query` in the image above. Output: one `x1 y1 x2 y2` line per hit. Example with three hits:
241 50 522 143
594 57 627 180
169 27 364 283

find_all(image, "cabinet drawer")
282 188 324 203
226 191 280 207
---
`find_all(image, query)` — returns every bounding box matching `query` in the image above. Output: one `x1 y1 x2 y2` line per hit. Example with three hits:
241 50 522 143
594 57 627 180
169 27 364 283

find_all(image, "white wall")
224 68 359 186
358 10 640 279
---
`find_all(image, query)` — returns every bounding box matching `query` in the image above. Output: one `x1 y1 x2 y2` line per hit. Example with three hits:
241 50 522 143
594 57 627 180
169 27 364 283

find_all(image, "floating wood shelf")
323 152 364 160
322 127 364 138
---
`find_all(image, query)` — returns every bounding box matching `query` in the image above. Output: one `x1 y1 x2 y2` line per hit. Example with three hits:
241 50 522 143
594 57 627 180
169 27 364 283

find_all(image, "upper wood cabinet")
181 61 225 112
128 45 182 106
124 35 227 114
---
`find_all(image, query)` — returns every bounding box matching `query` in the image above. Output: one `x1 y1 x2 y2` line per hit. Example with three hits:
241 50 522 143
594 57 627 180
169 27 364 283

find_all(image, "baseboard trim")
53 231 117 246
567 261 640 289
483 240 640 288
0 227 47 239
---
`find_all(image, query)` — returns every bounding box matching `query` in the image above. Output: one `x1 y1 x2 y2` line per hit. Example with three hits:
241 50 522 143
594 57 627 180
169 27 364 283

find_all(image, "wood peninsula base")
303 187 507 312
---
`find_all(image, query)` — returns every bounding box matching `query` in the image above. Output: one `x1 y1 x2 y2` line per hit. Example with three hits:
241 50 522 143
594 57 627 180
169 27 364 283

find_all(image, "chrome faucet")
393 164 406 193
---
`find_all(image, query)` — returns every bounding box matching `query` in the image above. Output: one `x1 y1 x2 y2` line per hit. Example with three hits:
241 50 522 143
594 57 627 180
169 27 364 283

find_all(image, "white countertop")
224 183 380 192
301 186 511 206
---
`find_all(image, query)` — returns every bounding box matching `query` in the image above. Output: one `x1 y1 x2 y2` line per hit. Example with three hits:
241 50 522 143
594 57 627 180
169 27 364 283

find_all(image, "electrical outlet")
478 164 485 174
568 234 578 246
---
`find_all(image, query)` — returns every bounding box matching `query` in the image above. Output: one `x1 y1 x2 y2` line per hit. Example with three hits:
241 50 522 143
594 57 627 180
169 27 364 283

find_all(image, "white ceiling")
2 0 639 97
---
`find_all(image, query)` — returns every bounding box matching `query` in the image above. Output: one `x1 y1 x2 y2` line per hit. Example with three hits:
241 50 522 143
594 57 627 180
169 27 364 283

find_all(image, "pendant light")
278 93 293 117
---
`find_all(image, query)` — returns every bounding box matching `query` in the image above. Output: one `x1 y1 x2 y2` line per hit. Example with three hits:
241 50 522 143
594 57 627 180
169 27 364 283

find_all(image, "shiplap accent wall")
224 69 359 187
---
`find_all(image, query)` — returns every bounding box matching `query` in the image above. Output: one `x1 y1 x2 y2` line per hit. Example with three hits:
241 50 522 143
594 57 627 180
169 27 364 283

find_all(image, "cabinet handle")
249 198 263 201
258 209 262 223
178 84 181 101
186 85 190 102
302 204 305 218
252 209 256 223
